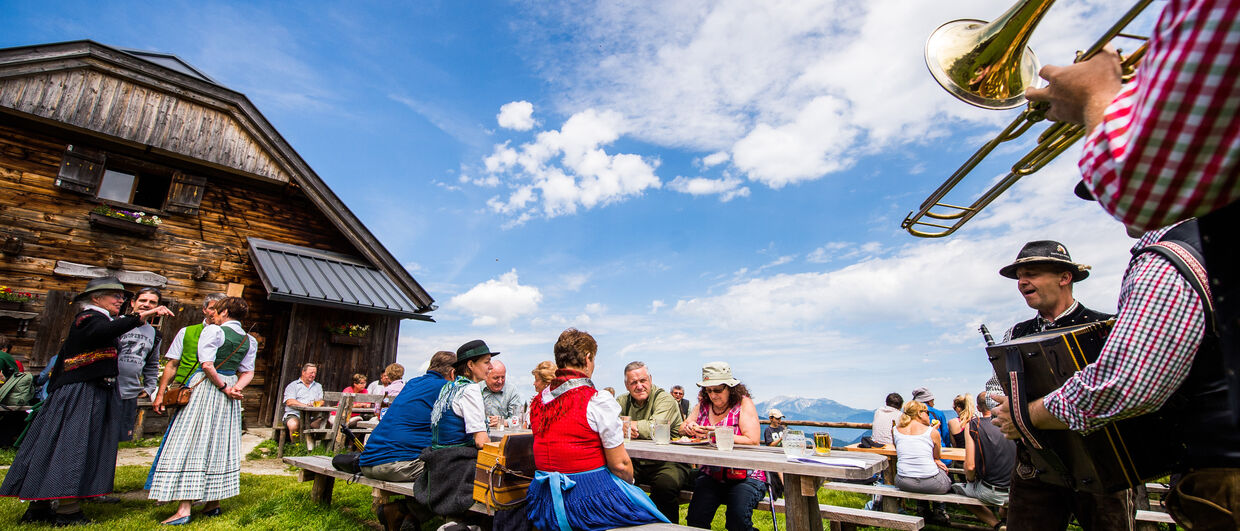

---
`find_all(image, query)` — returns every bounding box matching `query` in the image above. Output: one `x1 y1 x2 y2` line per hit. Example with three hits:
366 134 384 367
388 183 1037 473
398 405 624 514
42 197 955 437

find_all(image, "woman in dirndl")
147 296 256 525
680 361 765 531
526 328 668 531
0 277 172 525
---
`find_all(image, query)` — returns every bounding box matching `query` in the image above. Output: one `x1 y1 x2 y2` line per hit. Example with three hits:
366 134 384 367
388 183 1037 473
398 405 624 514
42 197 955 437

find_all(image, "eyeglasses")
705 386 728 395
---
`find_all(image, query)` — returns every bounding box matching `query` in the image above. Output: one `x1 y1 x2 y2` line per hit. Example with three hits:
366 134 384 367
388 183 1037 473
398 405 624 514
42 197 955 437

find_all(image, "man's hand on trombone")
1025 46 1124 133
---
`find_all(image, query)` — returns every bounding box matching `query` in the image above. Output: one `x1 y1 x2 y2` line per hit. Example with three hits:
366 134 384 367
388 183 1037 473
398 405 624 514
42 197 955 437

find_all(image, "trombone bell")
925 0 1054 110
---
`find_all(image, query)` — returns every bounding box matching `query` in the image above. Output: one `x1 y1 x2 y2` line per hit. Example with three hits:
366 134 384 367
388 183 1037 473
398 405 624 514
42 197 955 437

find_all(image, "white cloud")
667 176 749 201
480 109 662 221
650 300 666 314
700 151 729 168
585 302 606 314
448 270 543 326
560 273 590 292
497 100 538 131
807 241 882 264
520 1 1137 189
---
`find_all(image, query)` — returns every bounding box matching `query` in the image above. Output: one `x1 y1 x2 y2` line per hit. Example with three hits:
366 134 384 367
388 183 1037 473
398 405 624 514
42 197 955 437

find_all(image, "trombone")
902 0 1152 238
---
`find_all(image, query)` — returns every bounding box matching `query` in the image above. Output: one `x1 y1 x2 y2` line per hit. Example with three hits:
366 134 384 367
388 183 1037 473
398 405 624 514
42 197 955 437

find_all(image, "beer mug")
652 422 671 444
783 430 806 458
814 432 832 455
714 426 735 451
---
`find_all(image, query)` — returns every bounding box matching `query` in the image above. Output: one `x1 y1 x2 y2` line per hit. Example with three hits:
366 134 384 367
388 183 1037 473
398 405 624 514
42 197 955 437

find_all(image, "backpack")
0 372 35 406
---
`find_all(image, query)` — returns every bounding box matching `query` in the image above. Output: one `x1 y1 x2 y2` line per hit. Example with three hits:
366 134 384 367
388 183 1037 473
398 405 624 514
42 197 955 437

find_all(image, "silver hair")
203 293 227 309
623 361 647 374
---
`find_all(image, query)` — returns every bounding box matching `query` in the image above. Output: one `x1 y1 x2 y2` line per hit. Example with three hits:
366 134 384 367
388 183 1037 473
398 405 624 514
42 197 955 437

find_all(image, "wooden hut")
0 41 436 429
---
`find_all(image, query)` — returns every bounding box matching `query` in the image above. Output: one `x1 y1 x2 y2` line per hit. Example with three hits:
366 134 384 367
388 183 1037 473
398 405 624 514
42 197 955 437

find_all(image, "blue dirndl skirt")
526 466 668 531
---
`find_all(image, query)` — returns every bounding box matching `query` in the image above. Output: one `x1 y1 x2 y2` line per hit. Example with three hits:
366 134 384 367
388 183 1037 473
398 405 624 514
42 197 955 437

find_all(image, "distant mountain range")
753 396 876 446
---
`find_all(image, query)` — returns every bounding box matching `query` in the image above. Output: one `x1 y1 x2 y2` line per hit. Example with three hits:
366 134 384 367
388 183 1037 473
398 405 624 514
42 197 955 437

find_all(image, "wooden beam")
53 260 168 287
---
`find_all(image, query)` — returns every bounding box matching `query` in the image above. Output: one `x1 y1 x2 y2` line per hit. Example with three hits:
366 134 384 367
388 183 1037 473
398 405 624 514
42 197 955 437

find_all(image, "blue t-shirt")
359 370 448 468
926 406 952 447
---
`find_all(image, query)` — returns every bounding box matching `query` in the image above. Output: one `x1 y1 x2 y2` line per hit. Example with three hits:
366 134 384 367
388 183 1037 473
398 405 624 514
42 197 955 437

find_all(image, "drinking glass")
507 416 521 430
620 416 632 441
714 426 735 451
652 422 671 445
814 432 832 455
782 430 805 458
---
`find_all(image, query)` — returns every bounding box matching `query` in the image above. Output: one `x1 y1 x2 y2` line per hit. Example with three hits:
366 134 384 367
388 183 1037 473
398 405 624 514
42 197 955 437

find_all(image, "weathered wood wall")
271 304 401 424
0 117 398 427
0 67 292 183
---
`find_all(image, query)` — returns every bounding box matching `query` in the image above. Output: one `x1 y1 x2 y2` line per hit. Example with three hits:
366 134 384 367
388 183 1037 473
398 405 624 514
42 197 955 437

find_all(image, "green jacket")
616 385 683 439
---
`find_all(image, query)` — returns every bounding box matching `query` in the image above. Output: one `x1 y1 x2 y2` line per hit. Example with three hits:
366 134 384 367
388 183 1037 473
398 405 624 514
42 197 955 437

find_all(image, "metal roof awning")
247 238 433 321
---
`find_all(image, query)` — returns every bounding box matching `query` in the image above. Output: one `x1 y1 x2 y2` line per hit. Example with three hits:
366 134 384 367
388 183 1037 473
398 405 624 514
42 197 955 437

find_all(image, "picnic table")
625 440 886 531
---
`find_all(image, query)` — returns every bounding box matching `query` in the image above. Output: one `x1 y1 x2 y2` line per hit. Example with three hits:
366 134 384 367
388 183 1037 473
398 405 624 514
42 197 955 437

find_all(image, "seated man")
615 361 691 524
481 359 525 428
283 363 324 438
360 351 456 530
951 391 1016 528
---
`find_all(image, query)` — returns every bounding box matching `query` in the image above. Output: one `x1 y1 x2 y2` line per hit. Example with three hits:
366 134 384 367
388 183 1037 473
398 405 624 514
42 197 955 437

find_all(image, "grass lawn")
0 465 381 530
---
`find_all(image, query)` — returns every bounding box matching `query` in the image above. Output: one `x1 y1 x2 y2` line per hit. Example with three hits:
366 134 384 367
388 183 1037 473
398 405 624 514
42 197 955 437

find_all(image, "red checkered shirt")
1078 0 1240 231
1042 224 1206 432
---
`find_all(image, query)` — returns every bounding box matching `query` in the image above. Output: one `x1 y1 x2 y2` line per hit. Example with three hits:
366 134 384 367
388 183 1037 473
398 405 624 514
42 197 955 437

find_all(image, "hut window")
96 165 172 210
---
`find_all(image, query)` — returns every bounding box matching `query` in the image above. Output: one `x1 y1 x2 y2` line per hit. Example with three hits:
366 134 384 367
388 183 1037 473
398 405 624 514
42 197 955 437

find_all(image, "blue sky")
1 0 1163 410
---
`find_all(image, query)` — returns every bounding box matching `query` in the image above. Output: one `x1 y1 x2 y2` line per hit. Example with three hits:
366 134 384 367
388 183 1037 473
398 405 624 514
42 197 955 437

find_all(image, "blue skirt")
526 466 668 531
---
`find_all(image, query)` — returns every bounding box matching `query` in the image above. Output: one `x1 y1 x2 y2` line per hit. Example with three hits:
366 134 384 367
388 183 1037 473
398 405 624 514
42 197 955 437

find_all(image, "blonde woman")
892 400 951 495
948 393 978 449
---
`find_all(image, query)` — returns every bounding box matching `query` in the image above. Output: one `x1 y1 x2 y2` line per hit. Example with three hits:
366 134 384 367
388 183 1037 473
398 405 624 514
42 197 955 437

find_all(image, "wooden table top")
290 405 338 413
844 442 965 462
624 440 886 480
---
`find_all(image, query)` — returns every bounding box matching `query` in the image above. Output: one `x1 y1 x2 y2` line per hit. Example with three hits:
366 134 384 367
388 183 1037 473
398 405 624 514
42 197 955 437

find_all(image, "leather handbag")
160 330 248 407
472 432 534 509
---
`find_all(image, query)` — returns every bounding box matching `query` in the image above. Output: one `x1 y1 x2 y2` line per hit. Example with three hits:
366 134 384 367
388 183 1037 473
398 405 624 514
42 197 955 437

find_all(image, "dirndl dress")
146 371 242 501
526 466 669 531
0 381 122 500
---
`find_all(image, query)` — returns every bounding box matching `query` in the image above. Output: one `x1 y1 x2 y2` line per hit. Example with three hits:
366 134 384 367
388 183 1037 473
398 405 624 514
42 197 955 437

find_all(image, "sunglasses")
705 385 728 394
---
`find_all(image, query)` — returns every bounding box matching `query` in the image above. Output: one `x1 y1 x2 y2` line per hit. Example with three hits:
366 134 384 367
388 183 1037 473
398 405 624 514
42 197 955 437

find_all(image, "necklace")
710 404 729 416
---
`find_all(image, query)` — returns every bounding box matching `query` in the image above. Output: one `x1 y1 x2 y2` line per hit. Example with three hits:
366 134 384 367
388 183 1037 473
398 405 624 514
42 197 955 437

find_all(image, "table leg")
881 456 900 513
783 473 824 531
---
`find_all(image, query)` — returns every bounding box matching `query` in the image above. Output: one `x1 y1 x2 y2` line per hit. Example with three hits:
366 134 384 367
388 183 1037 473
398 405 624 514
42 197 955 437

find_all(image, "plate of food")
671 437 710 446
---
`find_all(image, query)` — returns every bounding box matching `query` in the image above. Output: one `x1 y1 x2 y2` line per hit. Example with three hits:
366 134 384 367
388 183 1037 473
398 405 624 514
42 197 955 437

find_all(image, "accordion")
986 320 1174 493
473 433 534 510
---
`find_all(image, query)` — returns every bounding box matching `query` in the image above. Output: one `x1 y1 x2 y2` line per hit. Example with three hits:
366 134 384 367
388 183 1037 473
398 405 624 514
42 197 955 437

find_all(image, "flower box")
330 333 366 346
89 211 158 237
0 301 22 311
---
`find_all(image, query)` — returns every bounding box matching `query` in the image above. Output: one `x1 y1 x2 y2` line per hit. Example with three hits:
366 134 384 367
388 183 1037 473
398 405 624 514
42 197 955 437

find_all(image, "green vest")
214 327 249 374
173 324 204 384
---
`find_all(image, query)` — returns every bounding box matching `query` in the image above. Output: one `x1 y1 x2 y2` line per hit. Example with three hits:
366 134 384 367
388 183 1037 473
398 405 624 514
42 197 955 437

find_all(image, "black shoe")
52 511 91 527
202 506 222 517
19 504 55 523
930 509 951 524
87 495 121 504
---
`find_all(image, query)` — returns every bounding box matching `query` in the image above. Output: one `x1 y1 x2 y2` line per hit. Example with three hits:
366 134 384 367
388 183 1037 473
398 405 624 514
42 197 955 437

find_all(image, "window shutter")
165 171 207 215
55 144 106 194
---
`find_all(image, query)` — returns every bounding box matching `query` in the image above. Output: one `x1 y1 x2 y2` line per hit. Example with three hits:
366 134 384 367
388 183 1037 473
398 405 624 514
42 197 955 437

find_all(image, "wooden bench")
757 499 924 531
285 454 425 514
817 480 988 507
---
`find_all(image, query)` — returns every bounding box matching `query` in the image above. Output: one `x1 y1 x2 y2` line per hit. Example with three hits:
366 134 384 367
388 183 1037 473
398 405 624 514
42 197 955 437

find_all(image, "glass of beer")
783 430 806 458
652 422 671 445
714 426 735 451
620 416 632 441
814 432 832 455
313 399 325 407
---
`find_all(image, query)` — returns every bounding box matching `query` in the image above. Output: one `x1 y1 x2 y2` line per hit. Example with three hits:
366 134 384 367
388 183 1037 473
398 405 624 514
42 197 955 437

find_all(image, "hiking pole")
767 481 780 531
